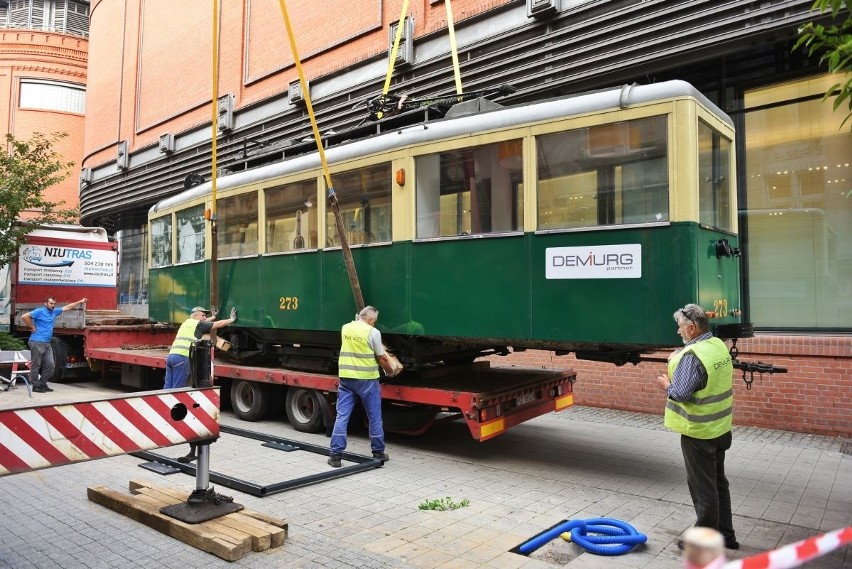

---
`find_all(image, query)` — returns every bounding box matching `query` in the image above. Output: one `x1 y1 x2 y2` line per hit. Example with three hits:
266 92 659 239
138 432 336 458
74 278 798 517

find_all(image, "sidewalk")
0 382 849 568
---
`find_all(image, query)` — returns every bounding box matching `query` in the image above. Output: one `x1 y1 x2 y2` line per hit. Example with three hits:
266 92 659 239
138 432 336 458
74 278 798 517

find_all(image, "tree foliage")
0 132 78 266
794 0 852 128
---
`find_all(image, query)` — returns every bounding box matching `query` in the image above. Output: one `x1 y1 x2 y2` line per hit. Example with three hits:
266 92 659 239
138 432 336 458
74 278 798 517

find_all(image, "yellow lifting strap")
380 0 463 114
383 0 411 100
209 0 221 309
445 0 463 95
275 0 365 311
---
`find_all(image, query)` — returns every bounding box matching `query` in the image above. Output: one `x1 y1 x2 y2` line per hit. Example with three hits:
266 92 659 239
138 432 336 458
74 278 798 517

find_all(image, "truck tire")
49 337 69 383
285 388 325 433
230 380 271 421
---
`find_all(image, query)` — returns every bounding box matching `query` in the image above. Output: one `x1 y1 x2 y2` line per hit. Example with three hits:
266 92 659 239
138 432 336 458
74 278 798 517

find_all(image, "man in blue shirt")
21 296 88 393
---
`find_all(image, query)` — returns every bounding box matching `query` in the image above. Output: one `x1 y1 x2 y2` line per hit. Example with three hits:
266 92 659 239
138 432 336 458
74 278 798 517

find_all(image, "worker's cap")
191 306 211 314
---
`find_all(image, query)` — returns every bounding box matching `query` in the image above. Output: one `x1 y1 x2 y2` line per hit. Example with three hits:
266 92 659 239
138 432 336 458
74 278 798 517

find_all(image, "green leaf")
0 132 77 266
418 496 470 511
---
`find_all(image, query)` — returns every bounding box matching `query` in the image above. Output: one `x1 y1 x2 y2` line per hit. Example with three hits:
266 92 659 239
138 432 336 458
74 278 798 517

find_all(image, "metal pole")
195 444 211 492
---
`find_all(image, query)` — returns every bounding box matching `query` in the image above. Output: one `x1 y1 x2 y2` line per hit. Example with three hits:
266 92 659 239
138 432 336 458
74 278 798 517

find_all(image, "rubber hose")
518 518 647 556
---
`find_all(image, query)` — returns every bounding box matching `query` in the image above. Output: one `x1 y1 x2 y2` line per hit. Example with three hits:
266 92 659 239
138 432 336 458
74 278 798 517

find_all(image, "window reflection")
698 121 733 232
536 116 668 229
176 205 205 263
218 193 258 258
415 140 523 238
327 163 392 246
266 180 318 252
150 216 172 268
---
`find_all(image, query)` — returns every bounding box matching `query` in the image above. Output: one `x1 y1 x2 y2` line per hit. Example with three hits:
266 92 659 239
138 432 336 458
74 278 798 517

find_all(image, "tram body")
148 80 747 368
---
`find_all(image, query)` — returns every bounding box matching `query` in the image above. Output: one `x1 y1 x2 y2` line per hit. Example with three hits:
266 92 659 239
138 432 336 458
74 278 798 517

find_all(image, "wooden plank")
87 485 251 561
130 487 268 551
239 508 290 530
129 480 287 549
130 481 285 549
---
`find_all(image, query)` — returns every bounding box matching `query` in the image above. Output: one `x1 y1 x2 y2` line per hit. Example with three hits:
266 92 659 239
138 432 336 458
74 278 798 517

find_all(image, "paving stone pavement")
0 382 849 568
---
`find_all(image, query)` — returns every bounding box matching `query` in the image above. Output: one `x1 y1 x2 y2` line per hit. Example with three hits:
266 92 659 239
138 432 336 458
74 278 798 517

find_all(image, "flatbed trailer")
85 337 575 441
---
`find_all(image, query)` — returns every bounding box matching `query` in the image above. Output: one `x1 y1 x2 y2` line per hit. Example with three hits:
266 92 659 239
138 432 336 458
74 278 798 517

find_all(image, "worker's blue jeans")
164 354 191 389
330 378 384 456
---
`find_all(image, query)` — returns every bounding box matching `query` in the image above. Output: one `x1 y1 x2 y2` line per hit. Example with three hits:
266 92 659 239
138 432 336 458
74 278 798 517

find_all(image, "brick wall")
490 335 852 437
85 0 515 166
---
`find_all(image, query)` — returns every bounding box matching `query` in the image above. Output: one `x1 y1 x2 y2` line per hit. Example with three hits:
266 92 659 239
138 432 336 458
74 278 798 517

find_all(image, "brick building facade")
0 28 88 212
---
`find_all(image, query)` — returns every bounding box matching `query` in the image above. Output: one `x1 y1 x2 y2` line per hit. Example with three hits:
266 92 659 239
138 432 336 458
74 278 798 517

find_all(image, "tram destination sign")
546 244 642 279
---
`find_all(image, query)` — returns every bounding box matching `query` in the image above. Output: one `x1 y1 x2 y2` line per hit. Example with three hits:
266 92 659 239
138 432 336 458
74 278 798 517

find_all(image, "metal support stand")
159 444 244 524
160 341 244 523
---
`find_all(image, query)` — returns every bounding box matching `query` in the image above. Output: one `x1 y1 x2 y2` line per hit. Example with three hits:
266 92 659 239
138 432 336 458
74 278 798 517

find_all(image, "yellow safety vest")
169 318 200 357
338 320 379 380
664 337 733 439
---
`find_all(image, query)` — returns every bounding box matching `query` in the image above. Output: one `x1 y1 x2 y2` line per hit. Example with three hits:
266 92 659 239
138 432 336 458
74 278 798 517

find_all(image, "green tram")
148 80 749 371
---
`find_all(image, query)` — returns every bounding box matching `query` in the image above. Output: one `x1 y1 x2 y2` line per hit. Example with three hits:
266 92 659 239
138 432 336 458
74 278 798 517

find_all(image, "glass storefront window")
327 163 392 246
117 228 148 305
415 140 523 238
266 180 318 252
218 193 258 258
150 216 172 268
698 121 733 232
176 205 205 263
744 75 852 328
536 116 668 229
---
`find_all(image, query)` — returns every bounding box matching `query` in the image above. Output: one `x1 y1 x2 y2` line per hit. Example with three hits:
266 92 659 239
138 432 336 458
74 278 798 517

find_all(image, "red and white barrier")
722 526 852 569
0 387 219 476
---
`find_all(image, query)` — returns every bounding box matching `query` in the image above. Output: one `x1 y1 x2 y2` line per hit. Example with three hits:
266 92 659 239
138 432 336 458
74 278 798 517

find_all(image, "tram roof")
150 80 731 215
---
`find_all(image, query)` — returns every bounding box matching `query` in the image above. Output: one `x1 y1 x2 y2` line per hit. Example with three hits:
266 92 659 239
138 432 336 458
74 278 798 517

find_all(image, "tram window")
698 121 733 232
327 163 392 246
218 193 258 257
150 215 172 268
266 180 318 252
537 116 668 230
176 205 205 263
415 139 523 238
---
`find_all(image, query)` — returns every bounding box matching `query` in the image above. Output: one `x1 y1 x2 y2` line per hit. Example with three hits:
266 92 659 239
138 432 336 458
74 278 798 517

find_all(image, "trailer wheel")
285 388 325 433
230 380 271 421
49 337 69 383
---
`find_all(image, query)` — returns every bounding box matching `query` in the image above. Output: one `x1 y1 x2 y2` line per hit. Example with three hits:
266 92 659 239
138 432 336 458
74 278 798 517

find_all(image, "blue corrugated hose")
519 518 647 556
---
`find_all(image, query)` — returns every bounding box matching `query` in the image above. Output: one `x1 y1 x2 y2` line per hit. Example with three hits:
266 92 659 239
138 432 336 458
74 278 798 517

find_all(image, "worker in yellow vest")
328 306 401 468
655 304 738 551
165 305 236 390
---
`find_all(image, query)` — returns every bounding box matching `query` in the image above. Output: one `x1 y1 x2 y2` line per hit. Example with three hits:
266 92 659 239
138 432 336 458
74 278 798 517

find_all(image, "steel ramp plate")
262 441 299 452
138 461 181 475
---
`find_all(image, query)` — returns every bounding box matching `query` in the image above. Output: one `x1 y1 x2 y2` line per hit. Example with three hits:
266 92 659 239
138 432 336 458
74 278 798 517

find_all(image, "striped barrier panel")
721 526 852 569
0 387 219 477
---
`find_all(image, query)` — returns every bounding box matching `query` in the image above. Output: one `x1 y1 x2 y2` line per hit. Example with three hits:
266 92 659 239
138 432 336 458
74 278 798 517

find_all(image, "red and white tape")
0 387 220 476
723 526 852 569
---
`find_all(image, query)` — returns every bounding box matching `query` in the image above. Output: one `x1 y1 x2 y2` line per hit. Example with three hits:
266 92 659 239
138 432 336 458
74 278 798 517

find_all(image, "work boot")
372 451 389 462
328 455 342 468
